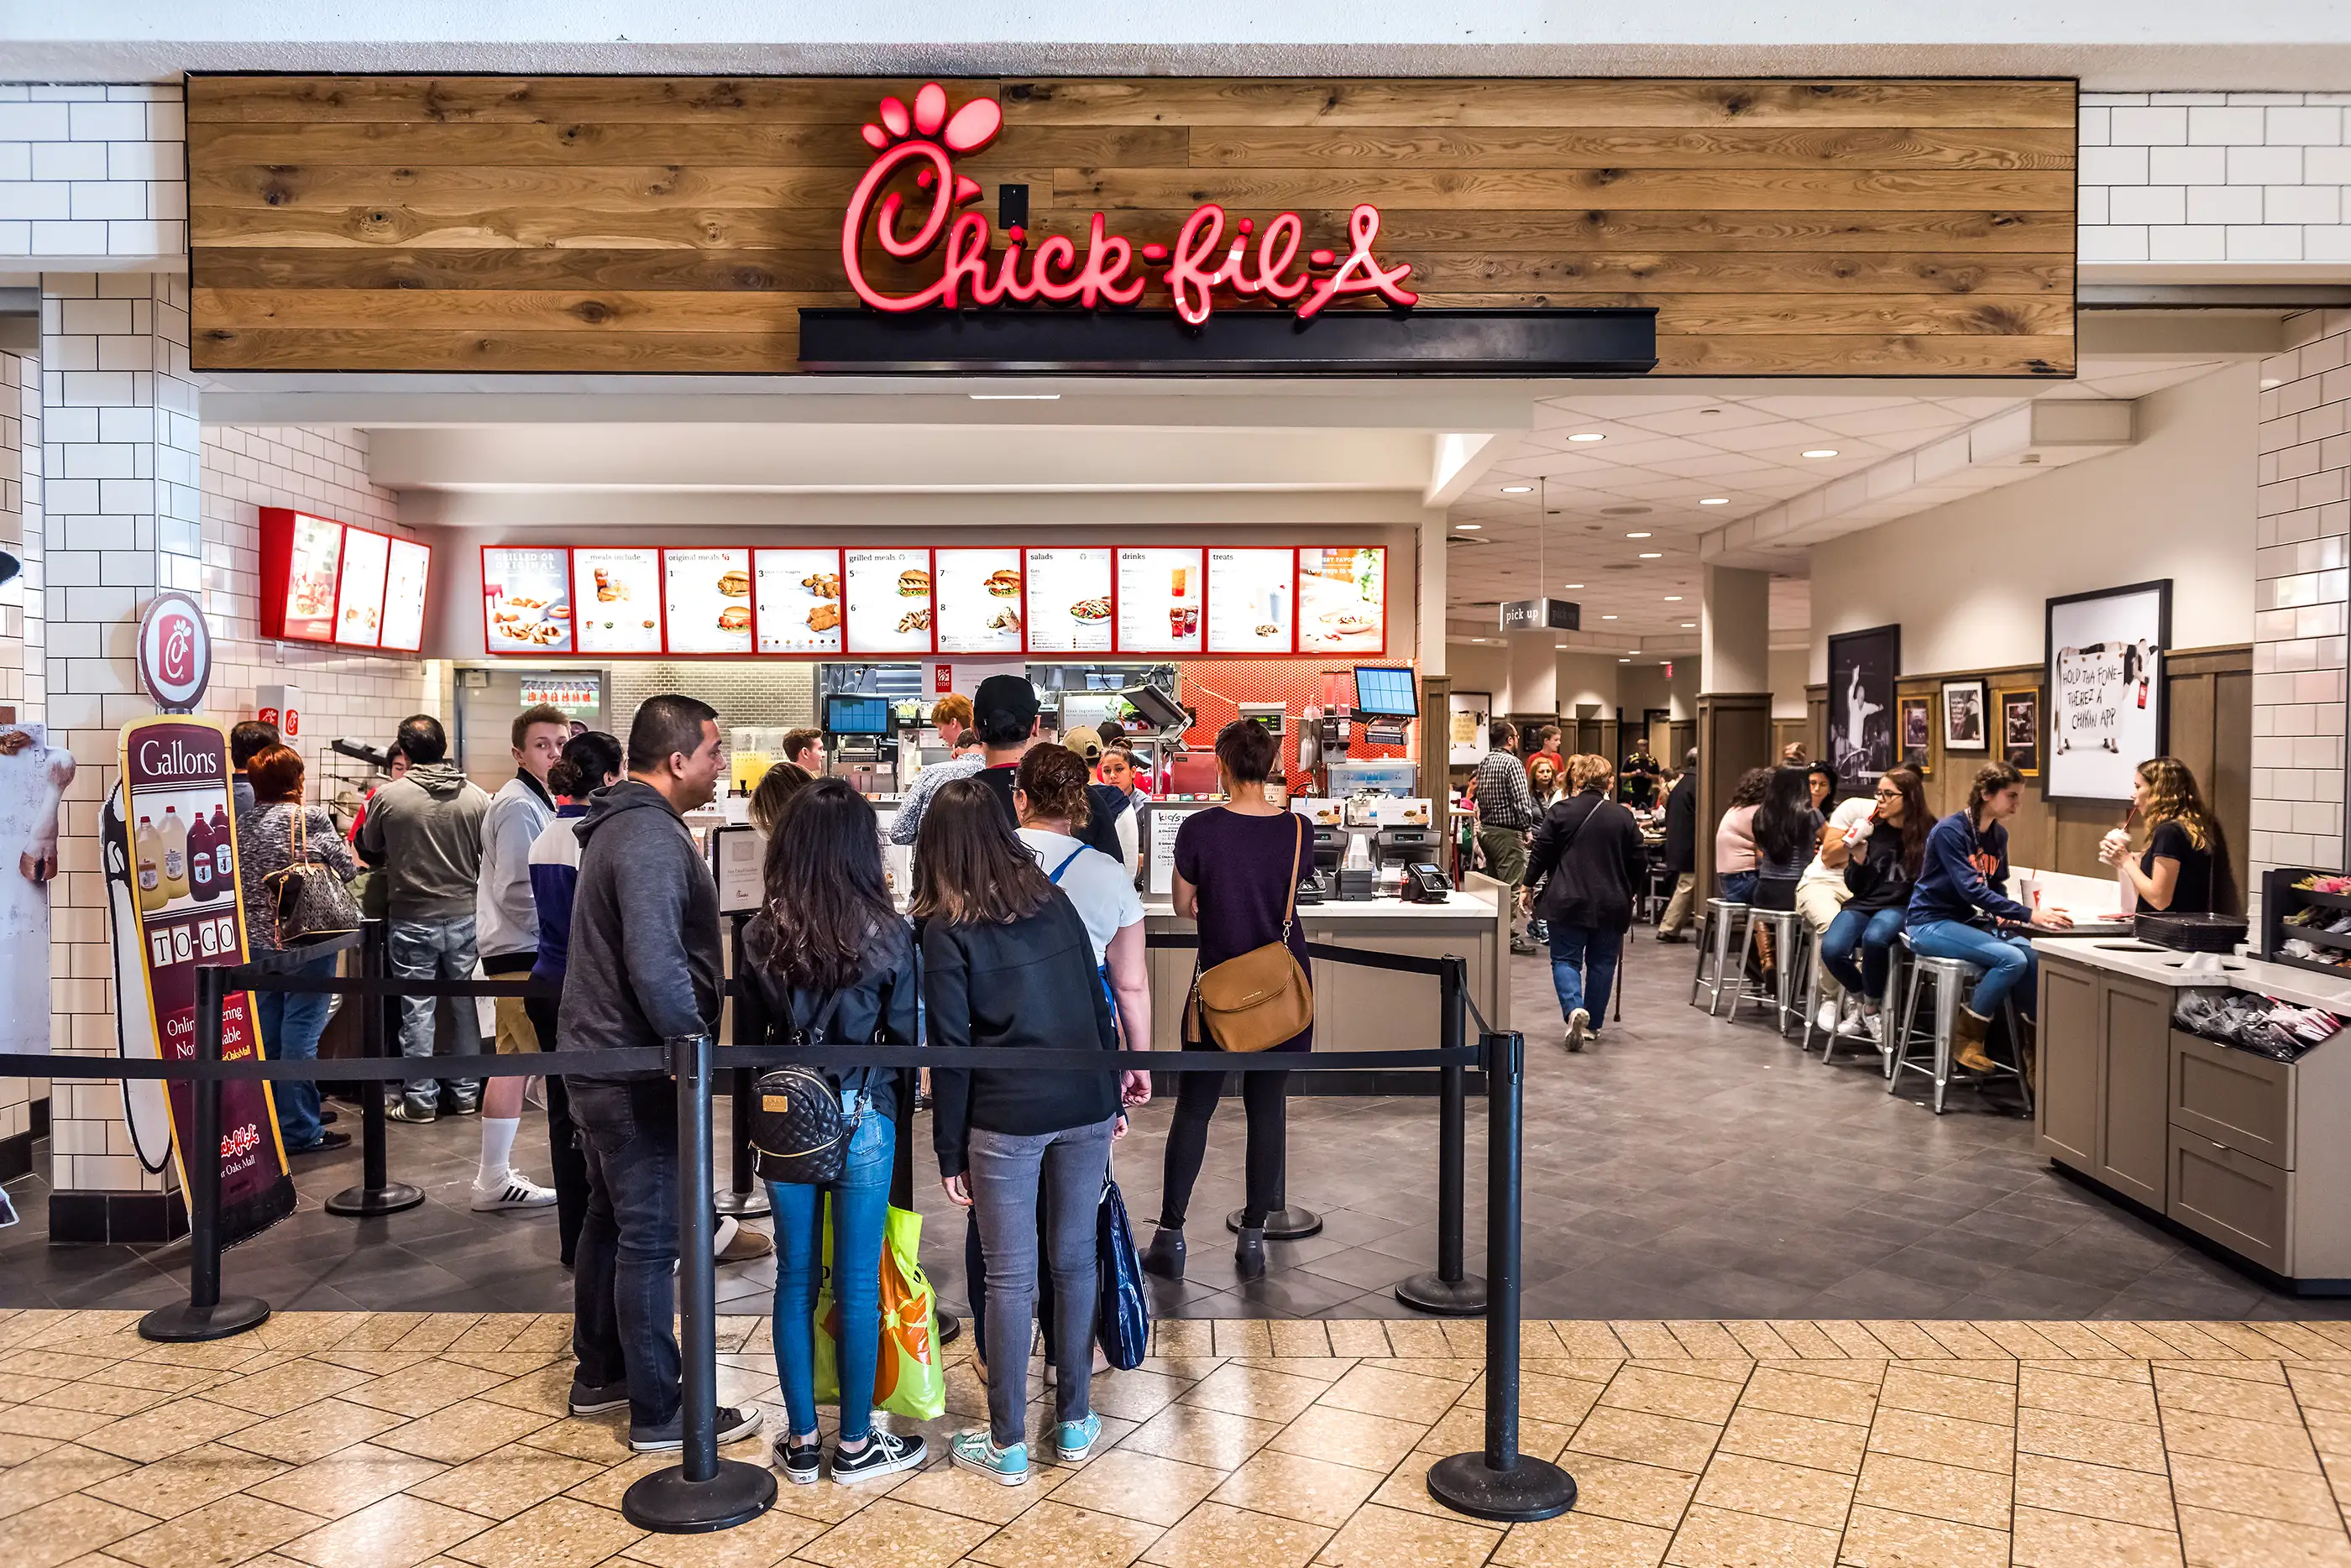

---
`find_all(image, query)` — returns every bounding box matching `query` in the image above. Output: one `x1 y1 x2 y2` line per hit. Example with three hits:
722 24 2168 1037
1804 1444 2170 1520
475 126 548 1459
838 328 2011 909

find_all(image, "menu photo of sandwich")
935 548 1025 654
845 548 933 652
661 547 753 654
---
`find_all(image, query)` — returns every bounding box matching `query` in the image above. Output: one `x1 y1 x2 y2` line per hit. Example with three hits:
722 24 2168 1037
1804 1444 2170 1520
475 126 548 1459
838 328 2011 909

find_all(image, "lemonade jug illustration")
160 806 191 901
135 816 165 912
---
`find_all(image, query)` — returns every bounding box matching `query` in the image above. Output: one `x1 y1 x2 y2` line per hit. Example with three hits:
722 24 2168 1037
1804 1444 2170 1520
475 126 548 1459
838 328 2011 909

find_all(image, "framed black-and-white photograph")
1998 686 2041 777
1898 696 1932 773
1940 679 1988 752
2047 580 2170 804
1826 624 1900 790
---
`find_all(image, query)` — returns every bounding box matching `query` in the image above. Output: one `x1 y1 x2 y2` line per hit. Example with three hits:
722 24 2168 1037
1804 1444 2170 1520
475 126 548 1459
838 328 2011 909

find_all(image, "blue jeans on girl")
767 1101 896 1446
256 951 338 1150
1819 907 1907 1002
1907 919 2038 1020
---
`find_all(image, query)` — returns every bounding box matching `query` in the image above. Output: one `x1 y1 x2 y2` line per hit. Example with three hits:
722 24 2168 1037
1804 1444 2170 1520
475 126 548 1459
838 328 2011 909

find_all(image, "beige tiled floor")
5 1309 2351 1567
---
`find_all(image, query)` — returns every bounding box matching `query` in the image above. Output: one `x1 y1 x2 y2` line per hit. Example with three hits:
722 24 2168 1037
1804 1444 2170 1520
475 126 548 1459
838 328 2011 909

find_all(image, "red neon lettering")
1074 213 1144 309
1165 205 1231 327
1297 205 1417 320
1253 212 1307 302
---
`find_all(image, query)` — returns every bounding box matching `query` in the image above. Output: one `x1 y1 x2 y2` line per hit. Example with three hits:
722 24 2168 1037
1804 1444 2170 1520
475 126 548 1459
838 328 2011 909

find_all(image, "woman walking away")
238 744 358 1155
1524 753 1648 1052
919 780 1123 1487
744 777 926 1487
1143 719 1316 1286
1909 761 2073 1074
2101 755 2235 915
1816 766 1927 1044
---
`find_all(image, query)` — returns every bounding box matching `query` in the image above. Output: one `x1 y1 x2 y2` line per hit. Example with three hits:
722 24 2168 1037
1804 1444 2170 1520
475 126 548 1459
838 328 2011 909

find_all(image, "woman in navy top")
1907 760 2072 1072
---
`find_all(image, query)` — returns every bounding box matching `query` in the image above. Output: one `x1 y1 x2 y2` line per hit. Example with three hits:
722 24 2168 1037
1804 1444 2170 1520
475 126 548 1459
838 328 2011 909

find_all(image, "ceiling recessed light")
1627 648 1639 654
1639 551 1662 559
1601 614 1618 620
1682 621 1697 628
1663 595 1683 602
1562 583 1584 589
1618 658 1632 663
1626 531 1652 539
1699 497 1730 506
1453 523 1482 531
968 393 1061 400
1802 448 1838 459
1500 484 1532 494
1568 431 1605 442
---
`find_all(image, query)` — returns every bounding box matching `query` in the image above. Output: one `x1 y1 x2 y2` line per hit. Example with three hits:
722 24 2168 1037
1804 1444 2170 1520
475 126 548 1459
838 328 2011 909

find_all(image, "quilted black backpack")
748 990 853 1185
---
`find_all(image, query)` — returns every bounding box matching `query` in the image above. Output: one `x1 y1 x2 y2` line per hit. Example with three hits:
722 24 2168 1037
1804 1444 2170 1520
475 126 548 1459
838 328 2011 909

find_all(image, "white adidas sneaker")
470 1173 558 1212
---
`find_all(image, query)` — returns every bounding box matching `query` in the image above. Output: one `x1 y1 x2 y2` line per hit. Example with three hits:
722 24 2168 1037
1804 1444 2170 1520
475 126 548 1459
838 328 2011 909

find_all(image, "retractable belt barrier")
12 929 1573 1532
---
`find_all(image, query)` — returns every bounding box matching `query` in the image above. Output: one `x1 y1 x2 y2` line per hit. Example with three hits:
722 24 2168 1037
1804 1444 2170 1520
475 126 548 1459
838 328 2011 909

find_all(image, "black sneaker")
774 1434 821 1486
386 1098 437 1124
630 1404 762 1453
287 1130 352 1155
830 1429 925 1483
568 1379 630 1416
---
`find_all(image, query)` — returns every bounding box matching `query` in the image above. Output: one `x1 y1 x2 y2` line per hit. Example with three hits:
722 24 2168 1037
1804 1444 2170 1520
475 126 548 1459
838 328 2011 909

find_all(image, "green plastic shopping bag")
810 1200 946 1421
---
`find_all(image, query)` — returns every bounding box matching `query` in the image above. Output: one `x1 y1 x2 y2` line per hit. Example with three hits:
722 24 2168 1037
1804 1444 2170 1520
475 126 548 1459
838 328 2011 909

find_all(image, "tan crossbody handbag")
1187 815 1313 1053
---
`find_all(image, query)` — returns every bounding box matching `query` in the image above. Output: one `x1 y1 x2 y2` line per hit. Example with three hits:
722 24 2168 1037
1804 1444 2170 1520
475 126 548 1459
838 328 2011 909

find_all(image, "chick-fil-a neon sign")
840 83 1418 326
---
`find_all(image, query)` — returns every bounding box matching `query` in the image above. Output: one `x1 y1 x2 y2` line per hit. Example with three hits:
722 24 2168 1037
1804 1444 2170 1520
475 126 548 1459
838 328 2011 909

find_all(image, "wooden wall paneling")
1694 692 1772 892
186 74 2076 377
1805 684 1829 770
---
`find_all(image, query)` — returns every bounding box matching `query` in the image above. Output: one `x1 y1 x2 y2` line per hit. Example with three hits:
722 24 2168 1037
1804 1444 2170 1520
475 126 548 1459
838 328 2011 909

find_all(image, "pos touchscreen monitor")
1351 666 1420 719
825 694 892 736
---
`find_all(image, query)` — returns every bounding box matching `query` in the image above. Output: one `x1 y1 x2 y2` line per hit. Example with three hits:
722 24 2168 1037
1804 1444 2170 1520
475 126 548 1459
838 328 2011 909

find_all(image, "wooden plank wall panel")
186 75 2076 376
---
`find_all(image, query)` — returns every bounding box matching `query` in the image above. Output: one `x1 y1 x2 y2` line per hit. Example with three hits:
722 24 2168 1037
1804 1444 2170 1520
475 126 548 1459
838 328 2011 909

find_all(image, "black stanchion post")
140 963 271 1343
714 921 768 1220
328 923 423 1218
1396 956 1487 1315
624 1033 776 1534
1426 1029 1576 1523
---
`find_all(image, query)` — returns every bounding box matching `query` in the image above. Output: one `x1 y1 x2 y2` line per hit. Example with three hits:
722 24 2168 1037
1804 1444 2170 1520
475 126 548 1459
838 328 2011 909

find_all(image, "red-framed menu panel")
476 542 1384 658
261 506 435 652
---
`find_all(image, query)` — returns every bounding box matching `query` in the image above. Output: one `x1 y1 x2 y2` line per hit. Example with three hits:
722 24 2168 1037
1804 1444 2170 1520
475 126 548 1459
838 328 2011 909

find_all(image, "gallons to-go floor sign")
107 715 293 1241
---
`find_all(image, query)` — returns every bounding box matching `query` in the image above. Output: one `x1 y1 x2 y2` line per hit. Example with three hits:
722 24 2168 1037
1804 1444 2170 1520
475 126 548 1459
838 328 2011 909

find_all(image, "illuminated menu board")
935 547 1025 655
662 547 753 656
1024 547 1113 655
754 548 844 656
281 514 343 642
483 546 573 654
1206 547 1296 655
844 548 934 655
1297 546 1387 654
1116 547 1204 655
573 548 663 654
380 538 432 653
333 526 390 648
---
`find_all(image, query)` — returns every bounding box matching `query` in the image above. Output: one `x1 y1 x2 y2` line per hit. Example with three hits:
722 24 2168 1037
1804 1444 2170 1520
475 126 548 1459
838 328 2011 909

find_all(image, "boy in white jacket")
470 703 568 1211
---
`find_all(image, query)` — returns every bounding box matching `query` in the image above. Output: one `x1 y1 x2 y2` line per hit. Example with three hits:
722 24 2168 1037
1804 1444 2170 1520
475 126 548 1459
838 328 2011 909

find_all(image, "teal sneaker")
1054 1414 1102 1463
950 1429 1029 1486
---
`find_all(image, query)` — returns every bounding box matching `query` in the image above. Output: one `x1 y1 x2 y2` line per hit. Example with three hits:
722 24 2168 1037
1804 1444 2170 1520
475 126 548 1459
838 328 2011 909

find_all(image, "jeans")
1720 870 1757 904
1820 906 1906 1002
1908 918 2038 1021
966 1116 1117 1448
1547 924 1622 1024
769 1104 894 1445
523 994 589 1267
256 951 338 1150
966 1205 1056 1367
570 1077 682 1429
388 913 480 1105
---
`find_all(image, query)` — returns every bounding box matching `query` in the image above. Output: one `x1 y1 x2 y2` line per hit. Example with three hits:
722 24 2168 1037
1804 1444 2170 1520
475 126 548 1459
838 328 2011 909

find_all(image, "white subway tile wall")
0 84 186 267
2081 91 2351 264
2252 309 2351 888
0 345 39 1151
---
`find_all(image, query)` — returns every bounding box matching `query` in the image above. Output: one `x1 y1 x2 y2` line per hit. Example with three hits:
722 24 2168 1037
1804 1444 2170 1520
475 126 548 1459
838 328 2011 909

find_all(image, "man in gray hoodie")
360 713 492 1121
559 693 759 1452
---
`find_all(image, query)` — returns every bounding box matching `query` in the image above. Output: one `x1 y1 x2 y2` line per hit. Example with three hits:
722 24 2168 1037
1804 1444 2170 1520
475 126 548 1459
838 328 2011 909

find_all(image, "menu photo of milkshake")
1206 547 1296 654
573 548 664 653
1023 548 1113 655
481 546 573 654
379 537 432 653
845 547 934 655
935 547 1026 655
753 547 844 655
662 547 754 655
1116 546 1204 654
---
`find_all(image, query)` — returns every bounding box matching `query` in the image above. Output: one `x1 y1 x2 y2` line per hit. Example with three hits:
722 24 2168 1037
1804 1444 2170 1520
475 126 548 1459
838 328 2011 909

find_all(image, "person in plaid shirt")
1473 719 1542 954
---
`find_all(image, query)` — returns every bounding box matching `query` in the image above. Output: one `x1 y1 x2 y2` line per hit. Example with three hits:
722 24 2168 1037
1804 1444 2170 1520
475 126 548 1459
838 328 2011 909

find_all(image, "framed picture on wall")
1825 624 1900 789
1898 696 1933 772
1940 679 1989 752
2046 579 2170 804
1998 686 2042 776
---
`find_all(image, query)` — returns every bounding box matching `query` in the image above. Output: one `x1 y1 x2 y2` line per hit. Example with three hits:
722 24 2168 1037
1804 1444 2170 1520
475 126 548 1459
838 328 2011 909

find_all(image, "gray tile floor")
3 935 2344 1321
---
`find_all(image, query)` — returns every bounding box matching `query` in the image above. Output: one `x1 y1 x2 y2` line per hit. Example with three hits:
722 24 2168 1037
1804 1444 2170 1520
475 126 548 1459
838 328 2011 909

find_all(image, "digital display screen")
825 694 892 736
1353 666 1419 718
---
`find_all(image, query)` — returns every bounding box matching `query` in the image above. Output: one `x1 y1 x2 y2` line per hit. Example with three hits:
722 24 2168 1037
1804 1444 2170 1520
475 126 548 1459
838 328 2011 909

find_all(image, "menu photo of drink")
1297 546 1387 654
482 546 573 654
935 547 1026 655
754 547 844 655
662 547 755 655
1024 547 1113 654
845 547 934 654
1206 547 1296 654
573 548 664 653
1117 546 1204 654
380 537 432 652
282 513 343 642
333 526 390 648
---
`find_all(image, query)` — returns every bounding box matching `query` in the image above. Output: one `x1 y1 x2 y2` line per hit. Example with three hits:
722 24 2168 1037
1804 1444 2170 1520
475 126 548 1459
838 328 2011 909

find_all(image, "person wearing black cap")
971 676 1123 865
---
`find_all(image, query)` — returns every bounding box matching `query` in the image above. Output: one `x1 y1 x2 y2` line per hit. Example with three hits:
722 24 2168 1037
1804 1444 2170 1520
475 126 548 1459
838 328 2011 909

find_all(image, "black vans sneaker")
629 1404 762 1453
567 1378 629 1416
774 1434 821 1486
831 1429 926 1483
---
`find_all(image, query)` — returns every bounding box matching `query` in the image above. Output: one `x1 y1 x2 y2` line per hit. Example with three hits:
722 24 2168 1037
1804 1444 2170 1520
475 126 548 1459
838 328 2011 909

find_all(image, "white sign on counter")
1023 547 1113 654
1144 802 1209 896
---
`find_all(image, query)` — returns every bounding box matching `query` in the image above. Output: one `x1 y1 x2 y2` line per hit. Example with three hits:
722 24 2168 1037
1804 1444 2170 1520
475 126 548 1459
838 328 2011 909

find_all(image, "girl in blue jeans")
1905 761 2072 1072
1816 766 1928 1042
743 779 926 1487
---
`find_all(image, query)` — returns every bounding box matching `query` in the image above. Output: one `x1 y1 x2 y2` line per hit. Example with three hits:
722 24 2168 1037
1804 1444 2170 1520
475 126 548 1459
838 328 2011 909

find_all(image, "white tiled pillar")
2250 310 2351 896
40 270 201 1227
0 342 41 1172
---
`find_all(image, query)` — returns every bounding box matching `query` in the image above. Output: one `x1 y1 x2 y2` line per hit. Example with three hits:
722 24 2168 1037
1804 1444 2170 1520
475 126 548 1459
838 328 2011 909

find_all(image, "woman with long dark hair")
742 777 925 1487
1713 766 1772 904
2101 755 2235 914
918 779 1123 1487
1817 766 1928 1042
1746 765 1825 981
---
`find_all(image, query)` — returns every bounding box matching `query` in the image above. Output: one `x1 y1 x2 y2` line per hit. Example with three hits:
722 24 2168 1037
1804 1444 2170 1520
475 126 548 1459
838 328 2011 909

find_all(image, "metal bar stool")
1888 933 2034 1116
1689 898 1751 1014
1818 938 1907 1073
1731 905 1811 1037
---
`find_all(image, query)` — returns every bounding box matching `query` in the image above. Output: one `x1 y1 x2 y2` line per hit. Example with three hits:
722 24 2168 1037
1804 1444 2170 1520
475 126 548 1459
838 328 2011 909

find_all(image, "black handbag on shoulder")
748 990 854 1186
